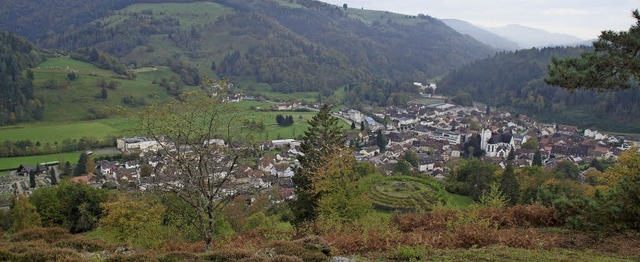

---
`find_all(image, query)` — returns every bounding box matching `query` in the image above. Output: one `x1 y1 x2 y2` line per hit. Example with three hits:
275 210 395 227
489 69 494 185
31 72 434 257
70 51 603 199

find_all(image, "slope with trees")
438 46 640 132
1 0 495 98
0 31 46 125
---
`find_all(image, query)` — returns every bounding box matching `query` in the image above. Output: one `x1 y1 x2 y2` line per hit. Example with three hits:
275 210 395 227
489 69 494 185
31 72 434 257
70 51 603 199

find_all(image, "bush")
106 253 158 262
267 240 328 262
53 235 110 252
13 247 83 262
266 255 303 262
202 248 254 261
390 246 430 261
11 227 70 243
159 252 201 262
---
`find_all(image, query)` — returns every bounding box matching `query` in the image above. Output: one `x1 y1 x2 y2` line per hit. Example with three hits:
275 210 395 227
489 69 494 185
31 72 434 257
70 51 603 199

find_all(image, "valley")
0 1 639 261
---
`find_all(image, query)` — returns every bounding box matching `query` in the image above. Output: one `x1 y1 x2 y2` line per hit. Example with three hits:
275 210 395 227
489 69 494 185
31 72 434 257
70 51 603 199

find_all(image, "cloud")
541 8 596 16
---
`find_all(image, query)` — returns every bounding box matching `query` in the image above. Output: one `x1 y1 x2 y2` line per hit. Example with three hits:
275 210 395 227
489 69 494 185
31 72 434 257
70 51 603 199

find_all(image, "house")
258 155 276 172
359 146 380 157
418 156 444 172
96 160 117 177
117 137 159 152
272 163 295 178
556 124 578 136
428 129 463 145
347 109 363 123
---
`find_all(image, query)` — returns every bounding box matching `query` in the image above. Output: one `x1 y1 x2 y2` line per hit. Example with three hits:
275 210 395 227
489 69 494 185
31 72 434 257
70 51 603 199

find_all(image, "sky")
319 0 638 40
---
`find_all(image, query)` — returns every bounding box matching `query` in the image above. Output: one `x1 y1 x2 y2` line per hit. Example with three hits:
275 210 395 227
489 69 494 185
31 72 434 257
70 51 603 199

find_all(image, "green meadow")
34 57 175 122
0 152 81 171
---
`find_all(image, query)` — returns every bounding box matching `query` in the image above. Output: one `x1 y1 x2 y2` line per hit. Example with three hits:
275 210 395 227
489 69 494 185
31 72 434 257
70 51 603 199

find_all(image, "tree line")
0 137 115 158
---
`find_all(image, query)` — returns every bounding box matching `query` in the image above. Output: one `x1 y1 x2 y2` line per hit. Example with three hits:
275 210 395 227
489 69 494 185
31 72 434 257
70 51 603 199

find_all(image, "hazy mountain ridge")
442 19 520 50
486 24 583 49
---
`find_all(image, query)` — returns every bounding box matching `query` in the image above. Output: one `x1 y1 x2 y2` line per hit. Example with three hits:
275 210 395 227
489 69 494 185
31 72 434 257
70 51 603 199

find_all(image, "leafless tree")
135 91 259 251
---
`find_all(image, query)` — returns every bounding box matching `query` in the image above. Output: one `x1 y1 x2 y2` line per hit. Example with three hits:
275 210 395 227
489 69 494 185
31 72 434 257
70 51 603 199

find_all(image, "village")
2 87 637 205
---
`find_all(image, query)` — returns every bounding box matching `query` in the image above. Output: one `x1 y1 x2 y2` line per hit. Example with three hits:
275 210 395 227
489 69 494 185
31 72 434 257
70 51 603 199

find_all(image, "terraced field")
368 176 446 212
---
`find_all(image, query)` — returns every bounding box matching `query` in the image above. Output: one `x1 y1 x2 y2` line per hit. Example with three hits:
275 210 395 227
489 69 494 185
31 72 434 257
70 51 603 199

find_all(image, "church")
480 129 516 158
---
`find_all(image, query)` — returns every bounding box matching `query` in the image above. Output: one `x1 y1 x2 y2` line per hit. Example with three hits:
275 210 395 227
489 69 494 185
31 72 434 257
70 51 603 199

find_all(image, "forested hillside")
439 47 640 132
0 0 495 95
0 0 202 43
0 32 47 125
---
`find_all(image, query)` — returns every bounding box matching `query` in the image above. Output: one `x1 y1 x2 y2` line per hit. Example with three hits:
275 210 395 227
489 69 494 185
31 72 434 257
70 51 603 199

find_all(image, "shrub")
53 235 110 252
11 227 70 243
13 247 83 262
293 235 331 257
267 240 328 262
106 253 158 262
159 252 201 262
390 245 430 261
265 255 303 262
159 241 206 253
449 223 499 248
202 248 254 261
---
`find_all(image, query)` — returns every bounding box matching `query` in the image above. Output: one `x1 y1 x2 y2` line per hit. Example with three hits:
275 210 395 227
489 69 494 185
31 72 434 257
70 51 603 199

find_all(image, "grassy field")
0 100 346 146
233 101 349 140
346 7 423 26
34 57 175 122
101 2 233 29
0 152 81 171
0 118 132 145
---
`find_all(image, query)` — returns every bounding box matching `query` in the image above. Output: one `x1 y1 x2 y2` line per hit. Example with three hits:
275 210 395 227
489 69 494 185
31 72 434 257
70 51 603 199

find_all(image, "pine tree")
100 87 108 99
29 172 36 188
291 104 344 224
49 168 58 185
507 148 516 160
499 164 519 205
74 153 89 176
533 151 543 166
376 129 387 153
545 10 640 90
63 161 72 176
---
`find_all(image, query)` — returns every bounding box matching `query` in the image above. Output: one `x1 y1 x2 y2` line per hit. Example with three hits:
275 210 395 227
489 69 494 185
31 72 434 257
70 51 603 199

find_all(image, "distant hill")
442 19 520 50
0 0 495 97
438 47 640 132
486 24 583 49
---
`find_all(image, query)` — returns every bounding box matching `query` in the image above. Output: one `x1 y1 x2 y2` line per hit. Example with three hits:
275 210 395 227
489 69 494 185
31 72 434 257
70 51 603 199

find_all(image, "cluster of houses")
3 97 638 202
337 102 638 178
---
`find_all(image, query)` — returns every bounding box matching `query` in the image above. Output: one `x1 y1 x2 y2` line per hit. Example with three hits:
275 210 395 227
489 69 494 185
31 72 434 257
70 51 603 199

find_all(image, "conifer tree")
499 165 519 205
49 168 58 185
291 104 344 224
533 151 543 166
546 10 640 90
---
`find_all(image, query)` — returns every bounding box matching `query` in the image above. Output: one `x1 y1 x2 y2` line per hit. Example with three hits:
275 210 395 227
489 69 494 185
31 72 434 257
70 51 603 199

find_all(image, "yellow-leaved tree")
309 146 372 224
597 149 640 190
99 193 170 248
